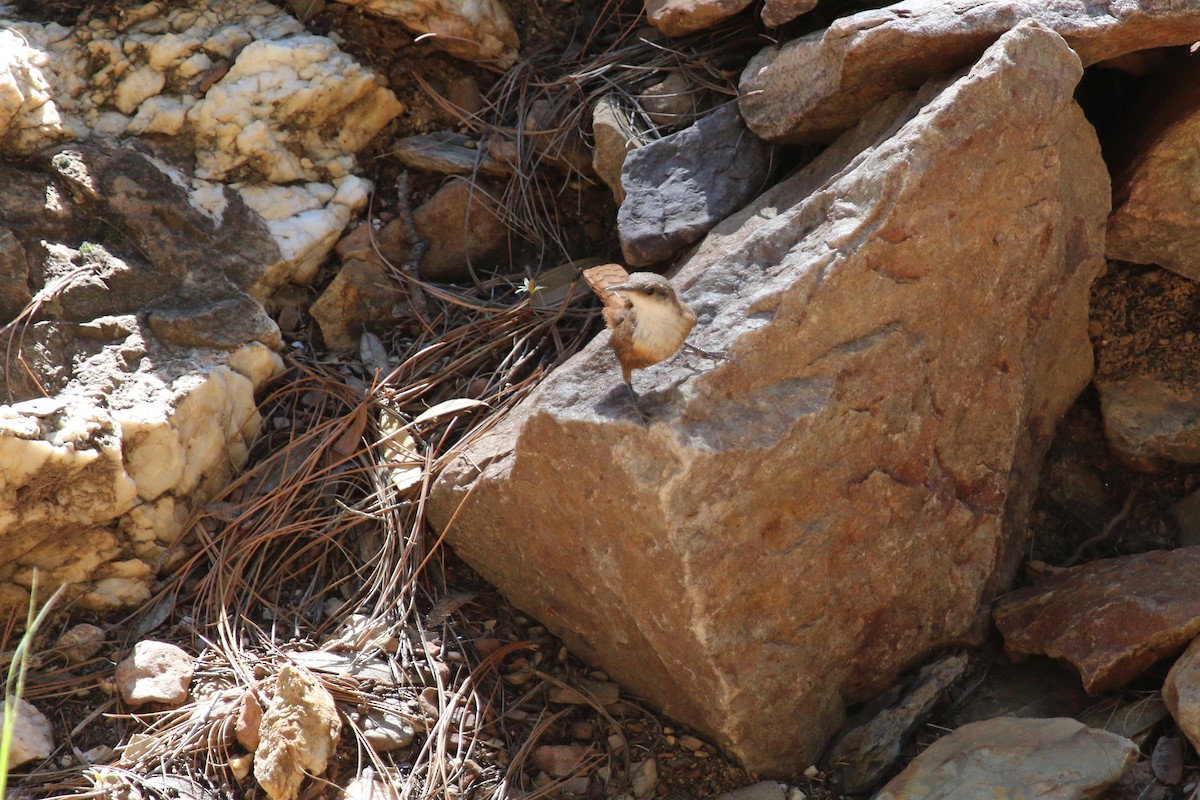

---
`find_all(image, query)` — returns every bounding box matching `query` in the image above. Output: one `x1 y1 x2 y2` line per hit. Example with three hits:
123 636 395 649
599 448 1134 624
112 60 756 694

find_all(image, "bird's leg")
623 379 649 422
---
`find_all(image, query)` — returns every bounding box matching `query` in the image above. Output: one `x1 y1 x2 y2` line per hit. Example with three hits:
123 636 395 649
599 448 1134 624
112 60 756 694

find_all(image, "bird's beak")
610 283 633 292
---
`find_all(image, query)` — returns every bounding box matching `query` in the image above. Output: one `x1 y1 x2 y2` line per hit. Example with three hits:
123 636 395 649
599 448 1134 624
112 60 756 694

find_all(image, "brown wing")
582 263 631 329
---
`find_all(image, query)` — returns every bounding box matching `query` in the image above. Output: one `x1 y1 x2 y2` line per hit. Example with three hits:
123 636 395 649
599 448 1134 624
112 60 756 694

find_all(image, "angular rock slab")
826 655 968 794
618 104 770 266
874 717 1137 800
1107 55 1200 280
1097 374 1200 470
761 0 817 28
740 0 1200 143
1163 637 1200 754
994 548 1200 694
431 22 1107 776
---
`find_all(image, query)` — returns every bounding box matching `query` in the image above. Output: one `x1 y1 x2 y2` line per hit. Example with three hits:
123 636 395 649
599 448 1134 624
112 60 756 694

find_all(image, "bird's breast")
630 299 696 363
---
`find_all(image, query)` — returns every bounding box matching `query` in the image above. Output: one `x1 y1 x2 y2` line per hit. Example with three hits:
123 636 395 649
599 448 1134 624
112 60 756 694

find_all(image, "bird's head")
611 273 680 307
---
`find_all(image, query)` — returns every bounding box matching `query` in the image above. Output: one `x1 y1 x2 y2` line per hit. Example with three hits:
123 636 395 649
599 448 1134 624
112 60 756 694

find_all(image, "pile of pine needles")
3 5 769 799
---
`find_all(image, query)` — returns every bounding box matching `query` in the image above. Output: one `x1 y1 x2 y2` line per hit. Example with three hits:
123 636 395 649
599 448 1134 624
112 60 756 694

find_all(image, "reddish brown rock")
1164 637 1200 754
413 178 508 282
1097 374 1200 471
430 22 1106 776
310 258 405 351
532 744 589 778
740 0 1200 143
337 178 509 283
645 0 753 36
761 0 816 27
994 548 1200 694
1107 54 1200 281
874 717 1137 800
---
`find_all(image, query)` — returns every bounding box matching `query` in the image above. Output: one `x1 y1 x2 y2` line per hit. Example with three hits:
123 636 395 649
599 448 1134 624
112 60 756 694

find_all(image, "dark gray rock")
617 103 770 266
825 655 968 793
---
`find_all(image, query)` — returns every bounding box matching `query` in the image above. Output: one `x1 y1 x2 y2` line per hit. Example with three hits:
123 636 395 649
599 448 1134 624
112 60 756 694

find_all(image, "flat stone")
618 103 770 266
1097 374 1200 470
548 679 621 706
631 759 658 800
392 133 512 178
1107 55 1200 281
532 744 588 778
712 782 786 800
740 0 1200 143
56 623 105 664
639 72 703 129
946 658 1091 727
874 717 1137 800
310 258 406 351
645 0 753 36
994 548 1200 694
431 21 1106 777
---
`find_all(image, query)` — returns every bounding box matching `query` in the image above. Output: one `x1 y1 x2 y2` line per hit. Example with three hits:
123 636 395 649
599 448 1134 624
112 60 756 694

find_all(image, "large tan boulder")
430 21 1108 776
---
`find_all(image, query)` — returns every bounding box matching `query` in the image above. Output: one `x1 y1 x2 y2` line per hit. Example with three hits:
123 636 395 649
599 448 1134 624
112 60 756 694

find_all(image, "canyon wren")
582 264 696 396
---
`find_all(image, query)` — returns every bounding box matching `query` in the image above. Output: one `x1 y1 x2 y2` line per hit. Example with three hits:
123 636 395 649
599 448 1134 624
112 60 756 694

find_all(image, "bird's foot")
625 383 650 423
683 342 726 361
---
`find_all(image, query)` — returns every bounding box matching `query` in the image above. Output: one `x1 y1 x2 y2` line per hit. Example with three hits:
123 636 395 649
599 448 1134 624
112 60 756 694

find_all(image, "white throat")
628 295 692 359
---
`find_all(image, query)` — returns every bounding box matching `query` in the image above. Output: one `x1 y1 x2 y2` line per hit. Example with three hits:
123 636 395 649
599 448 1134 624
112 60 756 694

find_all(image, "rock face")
1107 55 1200 280
618 104 770 266
739 1 1200 143
1 0 403 182
994 548 1200 694
0 144 287 613
430 22 1108 775
873 717 1137 800
0 0 397 614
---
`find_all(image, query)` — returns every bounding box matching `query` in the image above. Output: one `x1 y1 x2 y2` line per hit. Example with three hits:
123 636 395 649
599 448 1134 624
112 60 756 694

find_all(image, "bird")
582 264 697 407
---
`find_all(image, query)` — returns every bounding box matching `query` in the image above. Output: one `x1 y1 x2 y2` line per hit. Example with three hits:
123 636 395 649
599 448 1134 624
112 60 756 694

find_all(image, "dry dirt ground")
8 1 1200 798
